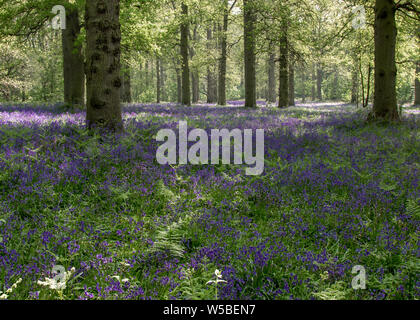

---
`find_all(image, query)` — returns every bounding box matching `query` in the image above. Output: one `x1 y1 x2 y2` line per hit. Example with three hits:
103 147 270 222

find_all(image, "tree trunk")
218 0 228 106
278 22 288 108
414 62 420 105
371 0 399 121
267 50 276 103
121 65 131 103
180 3 191 106
191 26 199 103
311 65 316 101
317 66 323 101
206 28 217 103
289 59 295 106
243 0 256 108
85 0 123 132
301 68 306 103
62 7 85 107
160 61 166 101
176 66 182 103
332 67 338 101
351 65 358 104
156 58 161 103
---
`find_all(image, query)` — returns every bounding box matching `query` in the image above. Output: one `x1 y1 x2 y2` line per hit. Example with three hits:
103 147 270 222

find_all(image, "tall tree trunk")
191 26 199 104
218 0 228 106
317 66 323 101
176 66 182 103
206 28 217 103
371 0 399 121
156 58 161 103
121 65 131 103
62 7 85 107
301 68 306 103
414 62 420 105
267 50 276 103
244 0 256 108
180 3 191 106
289 58 295 106
311 65 316 101
332 67 338 101
351 62 358 104
85 0 123 132
278 22 288 108
160 61 166 101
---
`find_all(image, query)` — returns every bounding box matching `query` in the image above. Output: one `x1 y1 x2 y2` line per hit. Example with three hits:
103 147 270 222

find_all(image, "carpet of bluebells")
0 101 419 300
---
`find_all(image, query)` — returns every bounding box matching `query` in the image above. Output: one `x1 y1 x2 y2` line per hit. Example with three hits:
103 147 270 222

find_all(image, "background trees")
0 0 418 123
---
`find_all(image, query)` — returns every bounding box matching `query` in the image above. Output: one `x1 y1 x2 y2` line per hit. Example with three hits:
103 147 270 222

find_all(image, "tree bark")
62 7 85 107
191 26 199 103
289 58 295 106
278 22 288 108
244 0 256 108
160 60 166 101
301 69 306 103
180 3 191 106
85 0 123 132
371 0 399 121
351 64 358 104
206 28 217 103
311 65 316 101
267 50 276 103
415 62 420 105
218 0 229 106
317 66 323 101
121 65 131 103
156 58 161 103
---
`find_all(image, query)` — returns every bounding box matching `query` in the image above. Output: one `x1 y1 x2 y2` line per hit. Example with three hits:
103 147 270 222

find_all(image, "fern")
149 213 196 259
406 198 420 219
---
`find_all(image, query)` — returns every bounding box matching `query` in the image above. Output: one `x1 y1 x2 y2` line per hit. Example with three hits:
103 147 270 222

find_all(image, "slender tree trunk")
371 0 399 121
301 68 306 103
332 67 338 101
62 7 85 107
180 3 191 106
278 22 288 108
267 50 276 103
160 61 166 101
206 28 216 103
218 0 228 106
351 62 358 104
121 65 131 103
191 26 199 103
176 66 182 103
156 58 161 103
85 0 123 132
289 59 295 106
244 0 256 108
414 62 420 105
317 66 323 101
311 65 316 101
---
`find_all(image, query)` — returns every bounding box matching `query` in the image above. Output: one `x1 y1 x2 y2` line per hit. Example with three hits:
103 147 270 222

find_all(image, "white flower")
0 293 8 300
38 266 75 291
206 269 227 285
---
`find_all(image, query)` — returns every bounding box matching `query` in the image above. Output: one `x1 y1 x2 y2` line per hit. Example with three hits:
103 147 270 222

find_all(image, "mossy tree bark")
85 0 123 132
218 0 228 106
62 8 85 107
289 58 295 106
180 3 191 106
244 0 256 108
278 22 289 108
267 50 276 103
371 0 399 121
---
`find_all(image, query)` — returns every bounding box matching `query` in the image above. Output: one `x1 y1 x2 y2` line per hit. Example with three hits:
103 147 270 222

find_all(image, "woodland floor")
0 102 419 300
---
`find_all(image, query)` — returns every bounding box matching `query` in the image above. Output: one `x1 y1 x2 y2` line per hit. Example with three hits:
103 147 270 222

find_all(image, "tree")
180 2 191 106
62 7 85 107
85 0 123 132
370 0 399 121
244 0 257 108
278 20 289 108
